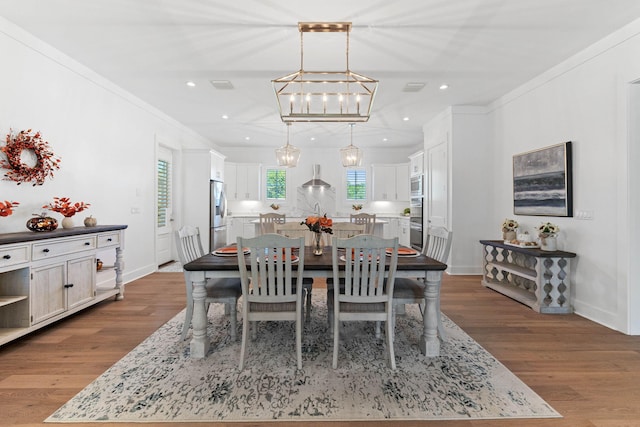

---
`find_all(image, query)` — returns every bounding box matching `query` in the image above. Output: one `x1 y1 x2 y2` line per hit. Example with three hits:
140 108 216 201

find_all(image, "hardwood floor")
1 272 640 427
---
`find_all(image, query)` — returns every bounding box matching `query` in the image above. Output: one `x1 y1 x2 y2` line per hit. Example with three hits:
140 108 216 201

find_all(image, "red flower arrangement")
43 197 90 217
301 214 333 234
0 200 19 217
1 129 61 186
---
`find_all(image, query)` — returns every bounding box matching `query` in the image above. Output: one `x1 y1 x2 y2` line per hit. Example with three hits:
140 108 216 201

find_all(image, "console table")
0 225 127 346
480 240 576 313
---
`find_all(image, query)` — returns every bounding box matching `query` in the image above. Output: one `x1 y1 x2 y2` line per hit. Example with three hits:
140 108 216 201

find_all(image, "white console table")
480 240 576 314
0 225 127 346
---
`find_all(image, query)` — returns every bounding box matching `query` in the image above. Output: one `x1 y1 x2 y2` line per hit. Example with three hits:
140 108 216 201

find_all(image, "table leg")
419 270 442 357
188 271 209 358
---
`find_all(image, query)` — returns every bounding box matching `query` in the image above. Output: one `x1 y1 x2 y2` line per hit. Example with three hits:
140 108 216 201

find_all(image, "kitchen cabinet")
398 217 410 247
226 216 257 244
480 240 576 313
225 163 261 201
0 225 126 347
372 164 409 201
382 217 410 247
408 151 424 176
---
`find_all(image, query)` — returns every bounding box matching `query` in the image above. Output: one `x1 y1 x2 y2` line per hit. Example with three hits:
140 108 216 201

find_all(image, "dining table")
182 245 448 359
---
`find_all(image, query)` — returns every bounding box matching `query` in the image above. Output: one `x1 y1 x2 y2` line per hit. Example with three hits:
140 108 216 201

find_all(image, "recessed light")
210 80 234 90
310 137 316 141
245 136 251 141
439 84 449 90
383 138 388 142
221 114 229 119
186 81 196 87
403 117 410 121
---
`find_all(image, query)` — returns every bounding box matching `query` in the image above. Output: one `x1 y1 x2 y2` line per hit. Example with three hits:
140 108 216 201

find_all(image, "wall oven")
409 195 423 251
410 174 424 198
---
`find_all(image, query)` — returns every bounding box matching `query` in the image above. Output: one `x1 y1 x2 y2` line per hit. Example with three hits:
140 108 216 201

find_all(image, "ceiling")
1 0 640 150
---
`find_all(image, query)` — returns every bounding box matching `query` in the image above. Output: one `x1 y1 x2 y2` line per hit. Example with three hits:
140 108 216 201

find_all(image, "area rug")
46 295 560 423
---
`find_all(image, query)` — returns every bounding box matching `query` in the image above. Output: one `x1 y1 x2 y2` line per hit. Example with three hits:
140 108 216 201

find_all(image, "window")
266 168 287 200
346 168 367 200
157 159 170 228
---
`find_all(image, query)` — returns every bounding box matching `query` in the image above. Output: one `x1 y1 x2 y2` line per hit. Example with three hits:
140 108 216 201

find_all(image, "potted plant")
501 218 518 241
537 221 559 251
43 197 91 229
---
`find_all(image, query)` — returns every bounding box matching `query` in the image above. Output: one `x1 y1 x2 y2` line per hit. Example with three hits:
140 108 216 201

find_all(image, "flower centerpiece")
301 214 333 255
501 218 519 241
0 200 19 217
537 221 559 251
352 204 363 211
43 197 90 229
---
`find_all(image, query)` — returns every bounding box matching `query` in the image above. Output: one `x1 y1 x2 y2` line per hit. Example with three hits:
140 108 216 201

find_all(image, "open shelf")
0 295 28 308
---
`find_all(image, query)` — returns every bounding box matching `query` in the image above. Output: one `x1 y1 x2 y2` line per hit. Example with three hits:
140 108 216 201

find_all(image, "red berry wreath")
0 129 61 185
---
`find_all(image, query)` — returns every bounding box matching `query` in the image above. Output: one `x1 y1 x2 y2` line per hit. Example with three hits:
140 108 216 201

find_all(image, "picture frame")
513 141 573 217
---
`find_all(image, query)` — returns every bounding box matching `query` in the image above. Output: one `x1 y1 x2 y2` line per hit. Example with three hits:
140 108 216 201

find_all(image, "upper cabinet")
225 163 261 201
211 151 225 181
408 151 424 176
371 163 409 201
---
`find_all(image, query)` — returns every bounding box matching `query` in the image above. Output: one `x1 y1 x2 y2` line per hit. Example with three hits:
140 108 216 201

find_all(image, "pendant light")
340 123 362 167
275 123 300 167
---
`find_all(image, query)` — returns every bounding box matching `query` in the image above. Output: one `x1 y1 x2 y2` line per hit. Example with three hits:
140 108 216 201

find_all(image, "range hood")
302 164 331 188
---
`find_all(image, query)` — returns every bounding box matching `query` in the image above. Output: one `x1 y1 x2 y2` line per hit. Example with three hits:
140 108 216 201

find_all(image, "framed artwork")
513 141 573 217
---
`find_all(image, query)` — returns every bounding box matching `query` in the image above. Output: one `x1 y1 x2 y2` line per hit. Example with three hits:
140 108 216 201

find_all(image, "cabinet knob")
84 242 91 246
42 248 50 253
2 254 10 259
107 238 113 242
64 283 74 288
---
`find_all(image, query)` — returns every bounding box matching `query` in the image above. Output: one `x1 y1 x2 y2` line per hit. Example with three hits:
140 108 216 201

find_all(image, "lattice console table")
480 240 576 313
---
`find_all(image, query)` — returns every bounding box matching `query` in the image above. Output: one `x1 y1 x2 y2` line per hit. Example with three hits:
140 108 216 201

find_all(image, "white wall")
484 18 640 333
0 18 213 282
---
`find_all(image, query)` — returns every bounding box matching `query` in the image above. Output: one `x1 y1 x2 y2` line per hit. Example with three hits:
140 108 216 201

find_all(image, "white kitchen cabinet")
398 217 410 247
408 151 424 176
0 225 126 347
226 217 257 244
372 164 409 201
225 163 261 201
381 217 410 247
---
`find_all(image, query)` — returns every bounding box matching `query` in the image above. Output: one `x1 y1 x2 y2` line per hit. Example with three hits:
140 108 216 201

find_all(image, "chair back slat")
423 226 453 263
174 225 205 264
274 222 314 246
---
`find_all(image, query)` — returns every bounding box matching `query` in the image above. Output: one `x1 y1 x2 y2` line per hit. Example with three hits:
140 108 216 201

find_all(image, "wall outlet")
575 210 594 220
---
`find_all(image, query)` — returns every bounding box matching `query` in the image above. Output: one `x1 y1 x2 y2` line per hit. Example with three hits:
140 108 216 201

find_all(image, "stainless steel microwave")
410 174 424 197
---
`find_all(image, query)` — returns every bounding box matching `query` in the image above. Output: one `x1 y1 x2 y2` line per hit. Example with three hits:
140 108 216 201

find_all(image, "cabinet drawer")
97 232 120 248
32 236 97 260
0 245 30 268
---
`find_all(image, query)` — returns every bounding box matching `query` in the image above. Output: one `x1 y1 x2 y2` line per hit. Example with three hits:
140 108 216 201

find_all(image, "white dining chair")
329 234 399 369
349 213 376 234
259 213 286 234
392 226 452 340
331 222 366 239
273 222 315 322
237 233 306 370
174 226 242 341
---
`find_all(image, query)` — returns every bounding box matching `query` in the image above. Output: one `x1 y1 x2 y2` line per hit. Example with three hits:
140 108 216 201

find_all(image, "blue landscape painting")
513 142 572 216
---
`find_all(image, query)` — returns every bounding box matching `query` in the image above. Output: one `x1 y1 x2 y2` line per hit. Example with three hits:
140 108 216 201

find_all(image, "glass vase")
313 232 323 256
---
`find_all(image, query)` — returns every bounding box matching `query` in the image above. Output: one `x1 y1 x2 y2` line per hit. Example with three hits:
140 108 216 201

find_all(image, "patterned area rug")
46 294 560 422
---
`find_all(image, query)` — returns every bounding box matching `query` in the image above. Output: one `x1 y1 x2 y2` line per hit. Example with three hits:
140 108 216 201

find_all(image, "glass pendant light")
340 123 362 167
275 123 300 167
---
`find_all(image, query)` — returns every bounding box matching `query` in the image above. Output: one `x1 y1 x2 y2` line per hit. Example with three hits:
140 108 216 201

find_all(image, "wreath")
0 129 61 185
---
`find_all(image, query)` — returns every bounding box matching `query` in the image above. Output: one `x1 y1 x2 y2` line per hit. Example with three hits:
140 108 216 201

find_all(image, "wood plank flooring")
1 272 639 427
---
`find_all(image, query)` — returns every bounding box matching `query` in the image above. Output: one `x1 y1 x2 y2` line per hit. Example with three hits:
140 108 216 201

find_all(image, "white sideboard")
480 240 576 314
0 225 126 346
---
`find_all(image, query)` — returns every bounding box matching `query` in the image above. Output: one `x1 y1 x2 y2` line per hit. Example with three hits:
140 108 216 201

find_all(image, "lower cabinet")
31 255 95 325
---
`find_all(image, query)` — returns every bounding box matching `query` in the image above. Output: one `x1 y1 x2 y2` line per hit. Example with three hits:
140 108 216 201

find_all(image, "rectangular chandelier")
273 22 378 123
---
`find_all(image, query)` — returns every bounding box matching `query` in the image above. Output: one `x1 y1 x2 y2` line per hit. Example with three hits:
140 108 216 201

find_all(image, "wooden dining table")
183 245 448 359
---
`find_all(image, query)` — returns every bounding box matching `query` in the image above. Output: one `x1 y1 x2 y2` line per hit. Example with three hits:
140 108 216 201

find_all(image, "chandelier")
275 123 301 167
273 22 378 123
340 123 363 167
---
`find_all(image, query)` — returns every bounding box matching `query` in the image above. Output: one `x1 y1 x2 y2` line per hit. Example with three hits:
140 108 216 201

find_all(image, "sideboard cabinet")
480 240 576 314
0 225 126 346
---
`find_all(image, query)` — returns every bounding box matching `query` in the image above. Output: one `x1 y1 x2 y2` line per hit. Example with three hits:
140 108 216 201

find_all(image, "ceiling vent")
210 80 234 90
403 82 426 92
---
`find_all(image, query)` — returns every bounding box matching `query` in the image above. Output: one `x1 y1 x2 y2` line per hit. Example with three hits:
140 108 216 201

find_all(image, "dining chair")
329 234 399 369
259 213 286 234
273 222 315 322
349 213 376 234
174 225 242 341
392 226 452 340
331 222 366 239
236 233 306 370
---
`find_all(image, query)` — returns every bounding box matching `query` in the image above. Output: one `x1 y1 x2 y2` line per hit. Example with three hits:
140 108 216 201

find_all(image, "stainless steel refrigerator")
210 180 227 252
